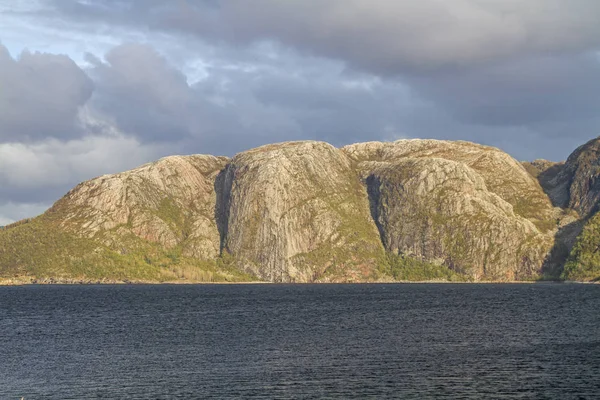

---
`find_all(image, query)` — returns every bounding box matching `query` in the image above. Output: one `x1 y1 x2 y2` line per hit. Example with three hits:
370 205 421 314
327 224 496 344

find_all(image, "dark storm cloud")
84 42 298 149
243 67 411 146
48 0 600 74
41 1 600 153
176 47 416 152
0 44 93 141
86 43 197 142
411 54 600 127
84 42 412 154
2 0 600 222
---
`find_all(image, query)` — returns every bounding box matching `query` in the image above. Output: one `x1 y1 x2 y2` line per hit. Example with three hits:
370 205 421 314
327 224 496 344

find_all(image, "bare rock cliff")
540 136 600 282
549 137 600 217
343 139 556 230
216 141 384 282
49 154 229 260
343 140 555 280
1 138 570 282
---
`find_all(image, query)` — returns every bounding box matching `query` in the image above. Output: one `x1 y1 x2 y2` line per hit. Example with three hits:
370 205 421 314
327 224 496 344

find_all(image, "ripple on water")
0 283 599 399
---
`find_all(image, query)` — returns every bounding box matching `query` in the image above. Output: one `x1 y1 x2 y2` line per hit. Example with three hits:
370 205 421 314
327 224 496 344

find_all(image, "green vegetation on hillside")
562 213 600 282
0 215 255 283
307 178 387 280
377 253 469 282
0 138 585 284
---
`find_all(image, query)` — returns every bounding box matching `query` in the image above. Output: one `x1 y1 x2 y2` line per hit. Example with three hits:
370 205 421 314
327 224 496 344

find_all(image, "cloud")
0 202 50 226
48 0 600 74
85 43 197 142
83 42 415 153
0 132 171 205
34 1 600 156
410 53 600 127
2 1 600 224
0 44 94 142
82 42 299 149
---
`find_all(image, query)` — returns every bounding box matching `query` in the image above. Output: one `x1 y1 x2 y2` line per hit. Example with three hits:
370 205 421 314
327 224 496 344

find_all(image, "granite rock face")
522 159 566 206
524 137 600 218
343 140 555 280
537 137 600 282
0 139 571 282
364 158 549 279
343 140 556 230
547 137 600 217
49 154 229 260
216 141 384 282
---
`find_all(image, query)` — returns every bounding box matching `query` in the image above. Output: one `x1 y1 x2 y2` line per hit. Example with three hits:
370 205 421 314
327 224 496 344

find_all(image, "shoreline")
1 277 594 286
0 277 267 286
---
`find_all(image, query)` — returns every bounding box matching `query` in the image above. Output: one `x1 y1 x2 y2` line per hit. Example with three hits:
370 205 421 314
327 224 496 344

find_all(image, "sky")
1 0 600 224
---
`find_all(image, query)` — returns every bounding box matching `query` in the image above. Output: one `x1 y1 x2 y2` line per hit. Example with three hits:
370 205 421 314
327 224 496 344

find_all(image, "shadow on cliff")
534 163 570 208
214 166 234 254
541 219 584 279
364 175 388 249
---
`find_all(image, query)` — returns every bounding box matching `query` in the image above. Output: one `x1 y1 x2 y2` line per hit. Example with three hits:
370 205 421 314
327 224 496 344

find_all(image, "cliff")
215 141 384 282
539 137 600 282
2 138 598 283
344 140 555 280
0 155 253 283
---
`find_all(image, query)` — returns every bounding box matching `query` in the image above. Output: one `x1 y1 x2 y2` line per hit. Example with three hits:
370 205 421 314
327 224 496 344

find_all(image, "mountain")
538 137 600 282
1 138 599 283
214 142 386 282
0 155 254 283
344 140 556 280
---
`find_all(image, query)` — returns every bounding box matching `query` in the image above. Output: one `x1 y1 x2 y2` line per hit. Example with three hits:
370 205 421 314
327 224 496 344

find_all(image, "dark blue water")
1 284 599 399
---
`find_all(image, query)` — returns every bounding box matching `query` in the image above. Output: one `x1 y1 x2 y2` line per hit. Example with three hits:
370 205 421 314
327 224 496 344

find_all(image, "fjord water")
1 284 598 399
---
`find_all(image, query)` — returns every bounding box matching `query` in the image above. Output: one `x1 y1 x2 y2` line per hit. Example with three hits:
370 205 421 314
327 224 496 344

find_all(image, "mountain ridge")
2 138 600 283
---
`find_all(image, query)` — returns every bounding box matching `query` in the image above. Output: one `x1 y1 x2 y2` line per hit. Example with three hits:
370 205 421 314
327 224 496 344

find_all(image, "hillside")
542 137 600 282
2 138 599 283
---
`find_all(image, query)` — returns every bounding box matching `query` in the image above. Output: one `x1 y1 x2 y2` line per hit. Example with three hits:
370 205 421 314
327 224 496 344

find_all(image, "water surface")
1 283 599 399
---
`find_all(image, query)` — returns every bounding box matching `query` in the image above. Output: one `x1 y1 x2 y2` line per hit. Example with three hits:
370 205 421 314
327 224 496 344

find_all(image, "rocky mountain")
536 137 600 282
52 154 228 259
551 138 600 217
2 138 600 283
0 155 253 283
342 140 559 280
216 142 385 282
522 159 566 205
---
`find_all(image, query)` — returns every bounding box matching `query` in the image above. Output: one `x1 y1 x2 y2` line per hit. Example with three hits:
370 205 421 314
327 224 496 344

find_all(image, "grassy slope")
0 215 255 283
563 212 600 282
290 176 387 282
0 214 471 283
376 253 469 282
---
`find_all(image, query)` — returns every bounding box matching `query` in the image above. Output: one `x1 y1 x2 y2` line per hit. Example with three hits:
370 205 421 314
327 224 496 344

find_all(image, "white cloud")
1 0 600 223
0 134 165 190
